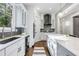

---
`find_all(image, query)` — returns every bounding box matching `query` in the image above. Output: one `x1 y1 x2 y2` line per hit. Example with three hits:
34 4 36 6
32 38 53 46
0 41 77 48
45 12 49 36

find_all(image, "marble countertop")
0 33 29 51
57 37 79 56
46 33 79 56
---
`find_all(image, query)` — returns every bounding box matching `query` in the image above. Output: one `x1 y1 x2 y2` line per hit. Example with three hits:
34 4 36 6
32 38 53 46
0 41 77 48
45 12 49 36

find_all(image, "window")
0 3 12 27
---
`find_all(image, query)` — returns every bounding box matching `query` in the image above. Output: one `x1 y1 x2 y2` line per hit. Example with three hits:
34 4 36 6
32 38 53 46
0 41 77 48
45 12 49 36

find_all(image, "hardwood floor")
25 40 49 56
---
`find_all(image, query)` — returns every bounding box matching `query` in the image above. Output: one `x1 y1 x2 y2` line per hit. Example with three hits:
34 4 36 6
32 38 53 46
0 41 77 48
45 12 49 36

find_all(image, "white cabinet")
15 5 23 27
47 36 57 56
6 42 18 56
0 37 25 56
6 37 25 56
0 49 5 56
15 4 26 28
17 37 25 56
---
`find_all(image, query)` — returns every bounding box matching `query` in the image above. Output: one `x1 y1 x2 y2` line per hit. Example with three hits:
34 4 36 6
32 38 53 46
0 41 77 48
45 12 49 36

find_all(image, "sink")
55 36 70 41
0 37 20 44
48 35 70 41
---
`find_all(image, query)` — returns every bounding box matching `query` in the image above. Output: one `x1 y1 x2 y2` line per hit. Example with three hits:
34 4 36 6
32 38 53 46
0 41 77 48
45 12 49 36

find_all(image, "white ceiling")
24 3 72 14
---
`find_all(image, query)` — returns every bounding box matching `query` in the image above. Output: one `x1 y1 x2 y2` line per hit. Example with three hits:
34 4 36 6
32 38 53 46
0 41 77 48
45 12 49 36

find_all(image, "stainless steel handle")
18 47 21 52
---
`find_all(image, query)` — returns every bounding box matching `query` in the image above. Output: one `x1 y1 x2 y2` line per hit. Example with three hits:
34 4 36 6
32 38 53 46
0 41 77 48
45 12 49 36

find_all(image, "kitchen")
0 3 79 56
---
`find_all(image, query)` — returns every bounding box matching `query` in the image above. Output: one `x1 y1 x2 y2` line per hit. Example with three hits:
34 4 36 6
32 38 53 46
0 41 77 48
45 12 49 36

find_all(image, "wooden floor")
25 40 49 56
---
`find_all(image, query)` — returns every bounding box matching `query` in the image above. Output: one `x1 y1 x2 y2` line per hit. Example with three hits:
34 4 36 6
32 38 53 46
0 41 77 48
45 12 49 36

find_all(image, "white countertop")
0 34 29 51
46 33 79 56
57 37 79 56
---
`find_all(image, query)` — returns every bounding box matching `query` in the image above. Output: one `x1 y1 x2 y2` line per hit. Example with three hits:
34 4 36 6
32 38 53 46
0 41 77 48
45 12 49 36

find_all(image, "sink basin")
0 37 20 44
48 35 70 41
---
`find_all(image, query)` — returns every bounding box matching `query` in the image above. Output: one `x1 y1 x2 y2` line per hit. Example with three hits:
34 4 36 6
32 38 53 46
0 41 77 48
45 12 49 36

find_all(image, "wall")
33 10 41 43
26 6 35 47
40 14 44 29
57 4 79 35
51 14 55 28
60 16 73 34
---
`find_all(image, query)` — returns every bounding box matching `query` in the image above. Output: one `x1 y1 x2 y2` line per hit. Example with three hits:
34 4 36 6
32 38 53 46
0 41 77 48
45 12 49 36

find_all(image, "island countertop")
57 37 79 56
46 33 79 56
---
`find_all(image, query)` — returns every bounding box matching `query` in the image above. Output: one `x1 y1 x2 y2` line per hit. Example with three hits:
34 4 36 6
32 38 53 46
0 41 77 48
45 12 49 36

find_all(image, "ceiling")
24 3 72 14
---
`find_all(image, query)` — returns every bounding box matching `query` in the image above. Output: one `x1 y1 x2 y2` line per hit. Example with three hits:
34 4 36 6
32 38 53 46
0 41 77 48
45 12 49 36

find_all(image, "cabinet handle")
18 47 21 52
66 54 70 56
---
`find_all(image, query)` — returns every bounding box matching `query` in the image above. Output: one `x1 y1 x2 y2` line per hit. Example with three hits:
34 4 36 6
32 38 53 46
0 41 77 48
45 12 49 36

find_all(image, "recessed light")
58 13 63 17
49 8 52 10
37 7 40 10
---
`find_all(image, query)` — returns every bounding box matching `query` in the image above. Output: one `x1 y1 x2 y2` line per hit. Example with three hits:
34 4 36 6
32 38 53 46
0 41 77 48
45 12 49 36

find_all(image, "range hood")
44 24 51 26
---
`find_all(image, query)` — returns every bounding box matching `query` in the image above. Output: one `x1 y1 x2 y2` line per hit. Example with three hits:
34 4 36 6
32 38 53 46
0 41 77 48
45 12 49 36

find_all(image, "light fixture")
37 7 40 10
58 13 63 17
49 8 52 10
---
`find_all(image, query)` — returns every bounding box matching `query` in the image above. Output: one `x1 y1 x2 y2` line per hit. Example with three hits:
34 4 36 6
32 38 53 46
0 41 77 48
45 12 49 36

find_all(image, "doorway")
73 16 79 37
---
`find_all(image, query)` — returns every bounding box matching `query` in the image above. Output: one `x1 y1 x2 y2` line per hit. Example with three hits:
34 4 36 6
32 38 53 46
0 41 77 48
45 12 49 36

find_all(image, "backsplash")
0 31 20 38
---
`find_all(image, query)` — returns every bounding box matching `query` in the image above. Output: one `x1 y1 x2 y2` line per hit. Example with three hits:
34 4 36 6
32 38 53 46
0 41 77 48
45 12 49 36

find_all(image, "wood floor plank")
25 40 49 56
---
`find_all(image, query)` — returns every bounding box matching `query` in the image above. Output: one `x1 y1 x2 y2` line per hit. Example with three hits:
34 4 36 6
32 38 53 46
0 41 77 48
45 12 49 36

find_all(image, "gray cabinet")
57 43 75 56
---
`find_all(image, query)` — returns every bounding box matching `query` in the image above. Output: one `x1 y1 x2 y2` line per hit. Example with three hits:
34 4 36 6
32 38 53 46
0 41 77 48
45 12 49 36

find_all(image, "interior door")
73 16 79 37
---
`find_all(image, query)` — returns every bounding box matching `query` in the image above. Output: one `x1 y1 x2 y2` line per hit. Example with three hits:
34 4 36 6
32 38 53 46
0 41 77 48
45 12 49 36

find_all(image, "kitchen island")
46 33 79 56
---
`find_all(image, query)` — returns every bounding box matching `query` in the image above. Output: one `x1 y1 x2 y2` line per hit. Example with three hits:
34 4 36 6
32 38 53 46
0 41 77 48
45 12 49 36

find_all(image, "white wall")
33 10 42 43
26 6 35 47
40 14 44 29
57 4 79 35
51 14 55 28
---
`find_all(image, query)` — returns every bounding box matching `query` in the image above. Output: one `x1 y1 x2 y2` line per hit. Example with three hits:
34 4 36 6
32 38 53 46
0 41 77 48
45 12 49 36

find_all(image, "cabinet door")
17 38 25 56
63 47 75 56
15 5 23 27
57 43 75 56
57 43 66 56
6 43 18 56
0 49 5 56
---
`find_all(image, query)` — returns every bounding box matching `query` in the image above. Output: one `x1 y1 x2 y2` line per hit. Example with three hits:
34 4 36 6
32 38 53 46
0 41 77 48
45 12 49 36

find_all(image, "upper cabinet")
15 4 26 28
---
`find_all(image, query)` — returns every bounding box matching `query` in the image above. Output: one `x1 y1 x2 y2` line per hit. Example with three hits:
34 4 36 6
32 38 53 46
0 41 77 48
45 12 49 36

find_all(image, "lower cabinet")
6 42 18 56
0 49 5 56
57 43 75 56
17 38 25 56
0 37 25 56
